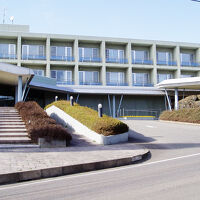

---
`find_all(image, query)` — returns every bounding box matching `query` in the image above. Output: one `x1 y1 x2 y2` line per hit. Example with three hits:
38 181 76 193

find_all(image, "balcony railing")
157 60 177 66
51 56 74 62
0 53 16 59
106 58 128 64
181 62 200 67
79 81 102 86
56 80 74 85
132 59 153 65
22 55 46 60
132 83 154 87
106 82 128 86
79 57 101 62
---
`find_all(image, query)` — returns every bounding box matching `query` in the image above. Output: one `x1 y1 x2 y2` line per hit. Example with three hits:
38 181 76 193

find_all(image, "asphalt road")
0 120 200 200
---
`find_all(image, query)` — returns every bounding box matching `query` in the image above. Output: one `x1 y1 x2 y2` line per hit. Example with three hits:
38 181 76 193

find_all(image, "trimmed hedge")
15 101 72 143
159 108 200 124
45 100 129 136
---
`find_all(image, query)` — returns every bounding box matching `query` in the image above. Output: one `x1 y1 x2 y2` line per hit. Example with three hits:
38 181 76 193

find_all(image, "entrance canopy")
156 77 200 111
0 63 34 103
0 63 34 86
156 77 200 90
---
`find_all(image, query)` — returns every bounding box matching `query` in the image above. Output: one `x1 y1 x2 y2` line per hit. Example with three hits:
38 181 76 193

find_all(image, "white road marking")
1 152 200 190
146 125 155 128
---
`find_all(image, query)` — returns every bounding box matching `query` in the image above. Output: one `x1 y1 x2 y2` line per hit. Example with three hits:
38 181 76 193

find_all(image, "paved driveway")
1 120 200 200
122 120 200 162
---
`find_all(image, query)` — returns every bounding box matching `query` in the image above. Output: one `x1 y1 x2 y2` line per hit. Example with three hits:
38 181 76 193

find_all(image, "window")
157 73 173 83
33 69 44 76
132 50 148 61
106 72 125 84
180 74 194 78
22 45 44 58
0 44 16 58
106 49 124 60
132 73 149 86
157 51 172 63
51 46 72 57
79 48 99 58
180 53 194 63
79 71 99 84
50 70 72 84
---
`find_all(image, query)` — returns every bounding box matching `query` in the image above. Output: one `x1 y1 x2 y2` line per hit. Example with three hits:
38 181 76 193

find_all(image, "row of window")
33 69 194 86
0 43 199 66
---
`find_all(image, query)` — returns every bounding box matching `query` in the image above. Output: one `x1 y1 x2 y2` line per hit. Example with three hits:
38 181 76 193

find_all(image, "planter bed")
46 104 129 145
15 101 72 147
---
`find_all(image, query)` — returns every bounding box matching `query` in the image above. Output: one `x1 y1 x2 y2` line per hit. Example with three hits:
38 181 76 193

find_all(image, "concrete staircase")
0 107 32 144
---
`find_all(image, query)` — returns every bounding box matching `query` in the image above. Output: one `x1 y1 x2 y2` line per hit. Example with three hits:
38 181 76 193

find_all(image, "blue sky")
0 0 200 43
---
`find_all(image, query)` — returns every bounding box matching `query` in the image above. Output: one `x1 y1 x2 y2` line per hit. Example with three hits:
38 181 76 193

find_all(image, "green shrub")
45 100 129 136
15 101 72 143
159 108 200 124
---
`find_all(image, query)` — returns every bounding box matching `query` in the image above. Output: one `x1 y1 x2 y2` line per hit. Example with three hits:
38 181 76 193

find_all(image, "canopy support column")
174 88 179 110
165 89 172 111
17 76 22 102
107 94 112 116
117 95 123 117
113 95 116 118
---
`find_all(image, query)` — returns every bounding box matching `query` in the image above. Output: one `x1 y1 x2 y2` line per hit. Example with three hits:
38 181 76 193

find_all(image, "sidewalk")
0 141 149 185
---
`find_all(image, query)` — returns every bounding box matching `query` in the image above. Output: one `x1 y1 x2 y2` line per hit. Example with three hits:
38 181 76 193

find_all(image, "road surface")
0 120 200 200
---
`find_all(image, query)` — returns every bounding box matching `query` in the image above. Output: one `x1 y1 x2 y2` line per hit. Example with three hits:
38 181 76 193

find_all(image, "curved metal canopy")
0 63 34 85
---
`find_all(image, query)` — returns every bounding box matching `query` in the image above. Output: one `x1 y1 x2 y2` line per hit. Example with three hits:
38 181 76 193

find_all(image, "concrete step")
0 144 38 148
0 120 23 122
0 132 28 137
0 137 31 144
0 129 27 133
0 125 26 128
0 115 20 117
0 115 21 118
0 110 17 111
0 114 19 115
0 110 17 113
0 122 25 125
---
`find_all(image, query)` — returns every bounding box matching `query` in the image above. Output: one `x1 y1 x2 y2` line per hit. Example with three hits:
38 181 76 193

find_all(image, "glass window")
181 74 194 78
79 71 83 82
39 46 44 56
9 44 15 55
79 71 99 83
106 49 124 60
132 73 149 85
22 45 28 56
106 72 125 83
57 47 65 56
157 73 173 83
33 70 44 76
157 52 172 62
22 45 44 56
0 44 8 54
85 71 93 82
181 53 194 63
50 70 56 79
50 70 72 81
66 47 72 57
29 46 38 56
51 46 56 56
132 50 148 61
79 47 99 58
0 44 16 55
51 46 72 57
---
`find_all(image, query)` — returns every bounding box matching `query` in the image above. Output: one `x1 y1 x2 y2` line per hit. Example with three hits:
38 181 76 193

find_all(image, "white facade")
0 24 200 88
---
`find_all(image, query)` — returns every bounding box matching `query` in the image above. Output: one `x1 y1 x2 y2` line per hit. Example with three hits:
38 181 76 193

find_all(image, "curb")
0 150 150 185
159 120 200 126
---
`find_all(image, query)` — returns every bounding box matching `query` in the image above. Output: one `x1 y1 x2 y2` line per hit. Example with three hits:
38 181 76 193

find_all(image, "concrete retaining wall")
46 105 128 145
